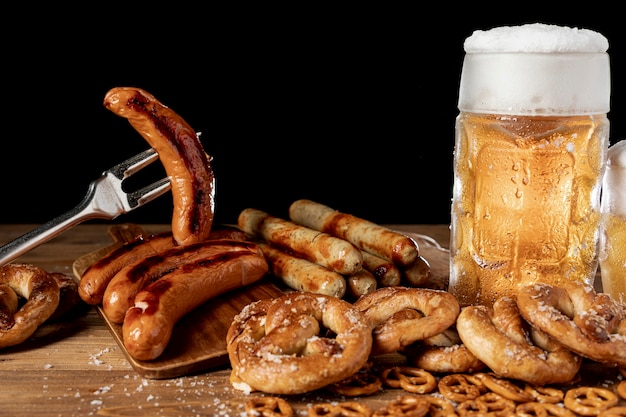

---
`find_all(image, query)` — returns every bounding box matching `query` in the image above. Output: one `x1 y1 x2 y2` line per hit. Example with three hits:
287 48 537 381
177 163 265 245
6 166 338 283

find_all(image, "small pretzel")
476 372 534 403
599 407 626 416
379 366 437 394
327 370 382 396
523 384 564 404
244 396 294 417
0 263 60 348
308 401 372 417
563 386 618 416
517 282 626 367
421 395 458 417
515 402 577 417
373 395 430 417
406 327 486 373
437 373 487 403
227 292 372 394
617 380 626 401
354 286 460 355
457 297 582 385
457 392 515 416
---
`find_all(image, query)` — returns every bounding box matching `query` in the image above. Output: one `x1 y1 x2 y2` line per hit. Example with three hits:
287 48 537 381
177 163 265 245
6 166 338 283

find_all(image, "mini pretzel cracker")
354 286 460 355
326 370 382 396
379 366 437 394
421 395 458 417
373 395 430 417
244 396 293 417
227 292 372 395
437 373 487 403
308 401 371 417
515 401 577 417
457 392 516 416
564 386 618 416
617 380 626 401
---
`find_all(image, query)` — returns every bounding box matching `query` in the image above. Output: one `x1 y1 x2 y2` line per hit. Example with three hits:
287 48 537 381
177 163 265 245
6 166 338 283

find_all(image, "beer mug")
449 23 611 307
599 140 626 302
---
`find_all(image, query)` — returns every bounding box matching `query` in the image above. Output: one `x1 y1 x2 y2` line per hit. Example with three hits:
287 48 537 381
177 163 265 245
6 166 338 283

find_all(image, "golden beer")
450 113 609 307
449 24 611 307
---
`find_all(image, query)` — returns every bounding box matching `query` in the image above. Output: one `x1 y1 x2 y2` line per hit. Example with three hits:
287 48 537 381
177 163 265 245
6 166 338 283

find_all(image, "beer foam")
458 23 611 115
605 140 626 217
464 23 609 53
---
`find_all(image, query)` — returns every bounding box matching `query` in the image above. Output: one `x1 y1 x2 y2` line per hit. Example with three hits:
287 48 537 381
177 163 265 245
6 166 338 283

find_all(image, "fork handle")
0 184 107 268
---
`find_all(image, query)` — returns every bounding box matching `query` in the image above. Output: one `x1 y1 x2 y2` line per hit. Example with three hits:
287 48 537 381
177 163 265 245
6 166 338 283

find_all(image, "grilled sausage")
288 199 419 267
103 87 215 246
122 247 268 361
238 208 362 275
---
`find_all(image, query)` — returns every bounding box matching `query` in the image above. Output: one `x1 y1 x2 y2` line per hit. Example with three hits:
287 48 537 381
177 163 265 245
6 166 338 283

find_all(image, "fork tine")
125 176 172 210
107 148 160 180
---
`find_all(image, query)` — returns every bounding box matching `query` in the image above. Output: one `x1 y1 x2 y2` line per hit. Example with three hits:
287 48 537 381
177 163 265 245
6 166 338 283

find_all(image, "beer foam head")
604 140 626 217
458 23 610 115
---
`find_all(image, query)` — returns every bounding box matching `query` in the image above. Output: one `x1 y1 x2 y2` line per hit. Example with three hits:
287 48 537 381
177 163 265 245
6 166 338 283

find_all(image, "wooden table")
0 223 624 416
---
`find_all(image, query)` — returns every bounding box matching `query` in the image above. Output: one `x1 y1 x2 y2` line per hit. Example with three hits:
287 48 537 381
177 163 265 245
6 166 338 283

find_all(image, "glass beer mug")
449 23 611 307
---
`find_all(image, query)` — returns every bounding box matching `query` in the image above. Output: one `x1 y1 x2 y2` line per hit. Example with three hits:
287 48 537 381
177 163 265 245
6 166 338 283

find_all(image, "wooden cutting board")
72 225 451 380
72 225 284 379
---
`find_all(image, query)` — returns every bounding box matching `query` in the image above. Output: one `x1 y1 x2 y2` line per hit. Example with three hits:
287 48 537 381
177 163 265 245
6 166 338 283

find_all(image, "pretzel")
308 402 372 417
0 264 60 348
563 386 618 416
244 397 294 417
379 366 437 394
456 296 582 385
437 373 487 403
523 384 564 404
515 402 577 417
456 392 515 416
227 291 372 394
326 370 382 396
476 372 534 403
420 395 458 417
599 407 626 416
517 281 626 367
353 286 459 355
406 327 486 373
0 283 18 329
372 395 430 417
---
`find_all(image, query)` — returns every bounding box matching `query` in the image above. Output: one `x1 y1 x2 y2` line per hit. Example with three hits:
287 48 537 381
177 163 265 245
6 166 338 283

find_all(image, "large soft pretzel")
456 296 582 386
0 264 60 348
353 286 460 355
226 291 372 395
517 282 626 367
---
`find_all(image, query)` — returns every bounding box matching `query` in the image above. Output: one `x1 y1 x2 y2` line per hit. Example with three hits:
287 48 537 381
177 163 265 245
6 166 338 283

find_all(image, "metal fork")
0 148 171 267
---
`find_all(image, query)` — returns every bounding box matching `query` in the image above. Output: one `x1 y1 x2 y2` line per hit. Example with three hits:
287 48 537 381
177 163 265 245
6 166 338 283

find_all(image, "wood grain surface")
0 223 623 417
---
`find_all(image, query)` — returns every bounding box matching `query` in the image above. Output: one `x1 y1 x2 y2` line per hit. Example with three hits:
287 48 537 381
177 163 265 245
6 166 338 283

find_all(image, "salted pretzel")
0 263 60 348
456 296 582 385
405 326 486 373
517 281 626 367
227 291 372 395
353 286 460 355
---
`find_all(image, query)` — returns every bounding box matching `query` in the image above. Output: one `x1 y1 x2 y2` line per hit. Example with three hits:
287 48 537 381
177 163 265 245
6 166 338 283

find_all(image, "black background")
3 7 625 228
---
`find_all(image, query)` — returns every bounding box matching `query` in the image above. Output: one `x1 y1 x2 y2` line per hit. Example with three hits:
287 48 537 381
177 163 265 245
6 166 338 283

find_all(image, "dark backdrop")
3 8 624 227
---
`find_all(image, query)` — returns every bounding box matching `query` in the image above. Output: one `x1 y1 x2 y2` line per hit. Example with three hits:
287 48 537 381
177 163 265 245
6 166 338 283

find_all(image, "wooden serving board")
72 225 284 379
72 225 451 380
